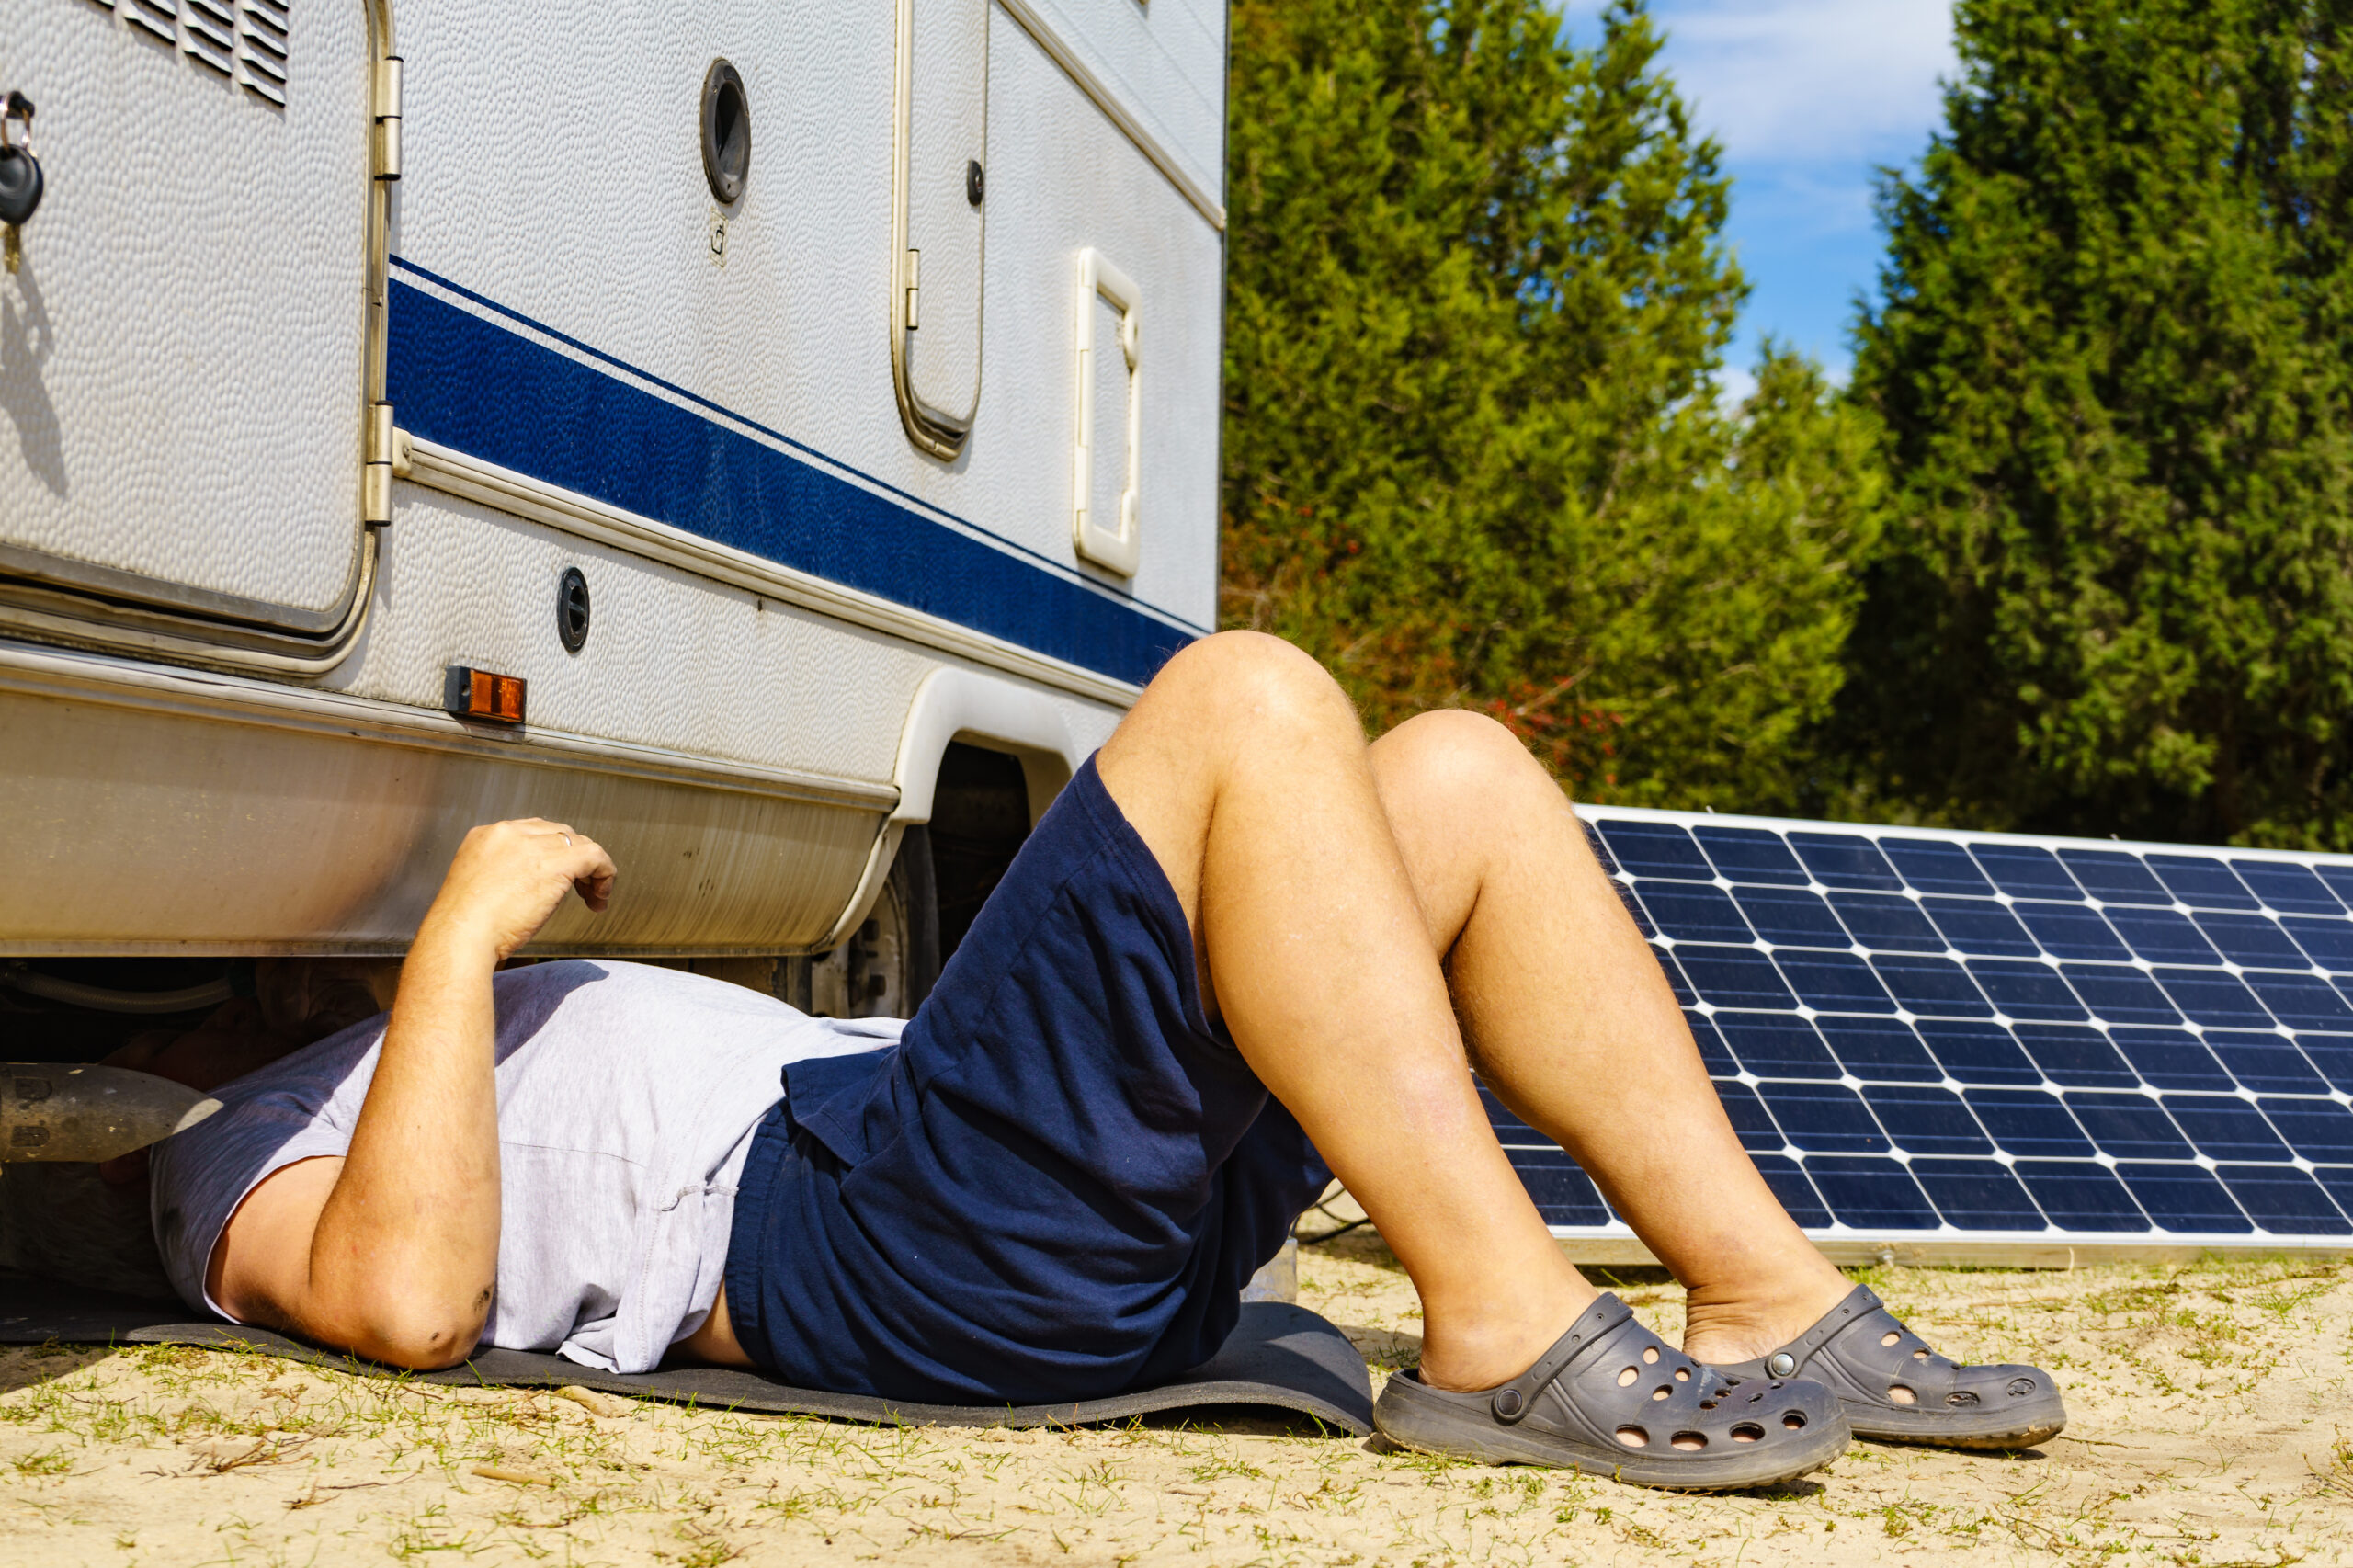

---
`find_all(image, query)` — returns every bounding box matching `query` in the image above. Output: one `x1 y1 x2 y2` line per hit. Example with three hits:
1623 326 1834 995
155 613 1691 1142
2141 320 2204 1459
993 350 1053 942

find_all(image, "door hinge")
904 247 920 330
373 56 404 181
362 402 396 525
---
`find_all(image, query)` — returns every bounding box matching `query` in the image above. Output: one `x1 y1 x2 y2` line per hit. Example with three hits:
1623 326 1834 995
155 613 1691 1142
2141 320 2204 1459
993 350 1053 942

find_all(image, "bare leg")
1364 710 1850 1363
1097 634 1847 1387
1097 634 1594 1392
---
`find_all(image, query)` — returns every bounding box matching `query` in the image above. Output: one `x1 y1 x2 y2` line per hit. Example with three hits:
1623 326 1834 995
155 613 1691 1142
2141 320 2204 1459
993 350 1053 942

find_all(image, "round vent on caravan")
700 58 749 205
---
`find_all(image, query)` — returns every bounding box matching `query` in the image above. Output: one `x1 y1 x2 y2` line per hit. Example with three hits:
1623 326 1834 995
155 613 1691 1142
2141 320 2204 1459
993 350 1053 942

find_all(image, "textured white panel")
965 14 1222 626
904 0 987 423
333 485 1125 788
392 0 1222 633
1010 0 1226 205
0 0 368 618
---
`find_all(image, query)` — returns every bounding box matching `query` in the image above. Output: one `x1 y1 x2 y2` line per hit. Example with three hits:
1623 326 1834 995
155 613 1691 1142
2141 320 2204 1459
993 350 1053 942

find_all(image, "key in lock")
1 92 42 273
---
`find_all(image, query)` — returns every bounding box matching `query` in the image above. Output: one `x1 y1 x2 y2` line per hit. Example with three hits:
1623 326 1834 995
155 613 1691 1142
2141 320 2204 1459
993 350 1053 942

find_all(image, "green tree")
1844 0 2353 846
1221 0 1882 808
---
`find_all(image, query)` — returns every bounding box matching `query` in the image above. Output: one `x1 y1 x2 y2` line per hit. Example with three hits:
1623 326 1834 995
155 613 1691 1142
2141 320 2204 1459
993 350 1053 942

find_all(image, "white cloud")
1646 0 1955 162
1566 0 1956 164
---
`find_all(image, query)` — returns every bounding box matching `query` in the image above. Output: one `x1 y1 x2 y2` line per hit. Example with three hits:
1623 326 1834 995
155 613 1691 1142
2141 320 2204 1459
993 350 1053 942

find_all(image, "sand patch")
0 1247 2342 1565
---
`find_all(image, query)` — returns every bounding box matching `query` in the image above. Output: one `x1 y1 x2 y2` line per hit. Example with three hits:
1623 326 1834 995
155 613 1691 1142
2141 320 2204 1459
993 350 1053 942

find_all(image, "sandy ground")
0 1242 2344 1566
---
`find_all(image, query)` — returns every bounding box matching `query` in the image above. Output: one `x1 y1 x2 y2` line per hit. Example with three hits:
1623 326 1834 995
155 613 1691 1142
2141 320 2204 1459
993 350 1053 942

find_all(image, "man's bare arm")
208 820 616 1369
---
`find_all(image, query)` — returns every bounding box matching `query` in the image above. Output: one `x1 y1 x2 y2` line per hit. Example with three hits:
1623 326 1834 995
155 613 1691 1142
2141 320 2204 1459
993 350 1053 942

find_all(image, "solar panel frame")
1540 805 2353 1263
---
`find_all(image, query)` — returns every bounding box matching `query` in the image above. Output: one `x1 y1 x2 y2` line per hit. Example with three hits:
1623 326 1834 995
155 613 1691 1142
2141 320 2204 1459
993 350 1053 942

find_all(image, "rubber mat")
0 1272 1373 1435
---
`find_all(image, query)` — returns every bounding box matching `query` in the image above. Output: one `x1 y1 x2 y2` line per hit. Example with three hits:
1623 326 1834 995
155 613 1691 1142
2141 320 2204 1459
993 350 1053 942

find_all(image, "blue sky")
1563 0 1959 398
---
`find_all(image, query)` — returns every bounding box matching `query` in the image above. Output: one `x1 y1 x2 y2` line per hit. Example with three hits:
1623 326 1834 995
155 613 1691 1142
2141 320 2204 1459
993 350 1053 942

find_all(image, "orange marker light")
443 665 527 725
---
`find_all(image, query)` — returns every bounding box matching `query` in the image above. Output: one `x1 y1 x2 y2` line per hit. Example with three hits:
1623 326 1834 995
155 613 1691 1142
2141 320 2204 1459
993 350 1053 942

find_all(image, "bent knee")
1148 631 1358 739
1375 709 1565 805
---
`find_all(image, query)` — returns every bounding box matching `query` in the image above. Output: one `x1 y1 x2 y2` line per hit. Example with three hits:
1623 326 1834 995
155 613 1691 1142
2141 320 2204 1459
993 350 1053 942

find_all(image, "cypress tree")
1845 0 2353 846
1222 0 1882 808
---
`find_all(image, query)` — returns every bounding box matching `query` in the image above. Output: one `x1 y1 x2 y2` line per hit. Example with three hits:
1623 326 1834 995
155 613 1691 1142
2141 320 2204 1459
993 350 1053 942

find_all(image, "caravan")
0 0 1226 1018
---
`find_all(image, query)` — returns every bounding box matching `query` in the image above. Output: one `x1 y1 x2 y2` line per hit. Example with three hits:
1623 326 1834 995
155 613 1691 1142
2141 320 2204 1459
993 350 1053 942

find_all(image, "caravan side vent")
125 0 179 45
95 0 293 108
240 0 290 106
183 0 236 76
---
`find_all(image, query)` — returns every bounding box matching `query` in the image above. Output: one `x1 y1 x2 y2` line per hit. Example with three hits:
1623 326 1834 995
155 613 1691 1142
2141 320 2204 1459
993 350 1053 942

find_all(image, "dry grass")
0 1244 2343 1565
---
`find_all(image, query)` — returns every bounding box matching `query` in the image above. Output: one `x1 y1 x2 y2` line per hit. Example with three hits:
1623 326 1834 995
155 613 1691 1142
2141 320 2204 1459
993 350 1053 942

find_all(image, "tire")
805 825 941 1020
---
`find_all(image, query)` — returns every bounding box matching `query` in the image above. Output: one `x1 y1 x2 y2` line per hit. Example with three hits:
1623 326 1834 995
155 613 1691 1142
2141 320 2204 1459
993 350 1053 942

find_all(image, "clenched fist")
420 819 617 960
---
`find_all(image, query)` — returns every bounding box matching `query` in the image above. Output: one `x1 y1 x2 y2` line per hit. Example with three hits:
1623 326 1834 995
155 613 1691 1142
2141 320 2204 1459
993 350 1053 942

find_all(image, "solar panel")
1494 807 2353 1262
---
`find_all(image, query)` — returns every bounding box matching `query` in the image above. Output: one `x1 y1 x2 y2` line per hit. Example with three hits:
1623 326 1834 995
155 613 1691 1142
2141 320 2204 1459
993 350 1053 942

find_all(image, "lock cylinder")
0 91 42 231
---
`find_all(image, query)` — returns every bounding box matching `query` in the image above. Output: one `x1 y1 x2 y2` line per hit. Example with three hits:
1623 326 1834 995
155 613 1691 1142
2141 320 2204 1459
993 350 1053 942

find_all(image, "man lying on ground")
145 632 2065 1489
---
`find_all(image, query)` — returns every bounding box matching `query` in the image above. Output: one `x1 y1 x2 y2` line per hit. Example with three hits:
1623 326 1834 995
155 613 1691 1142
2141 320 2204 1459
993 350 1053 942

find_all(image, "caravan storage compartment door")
890 0 986 457
0 0 373 636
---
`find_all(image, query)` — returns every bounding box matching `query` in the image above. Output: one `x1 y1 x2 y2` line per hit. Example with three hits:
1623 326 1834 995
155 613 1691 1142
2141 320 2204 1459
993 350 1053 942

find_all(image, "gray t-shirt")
148 960 905 1373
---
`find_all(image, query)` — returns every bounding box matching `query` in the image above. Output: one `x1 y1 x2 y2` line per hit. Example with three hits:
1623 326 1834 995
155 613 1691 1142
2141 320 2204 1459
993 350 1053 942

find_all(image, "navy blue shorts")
722 756 1329 1404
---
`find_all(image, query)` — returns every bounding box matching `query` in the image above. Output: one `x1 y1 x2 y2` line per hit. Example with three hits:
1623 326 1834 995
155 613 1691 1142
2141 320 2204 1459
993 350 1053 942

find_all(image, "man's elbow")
324 1305 487 1371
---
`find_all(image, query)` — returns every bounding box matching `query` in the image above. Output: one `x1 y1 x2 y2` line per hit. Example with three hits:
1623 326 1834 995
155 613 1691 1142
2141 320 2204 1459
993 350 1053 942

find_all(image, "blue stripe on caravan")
385 277 1193 688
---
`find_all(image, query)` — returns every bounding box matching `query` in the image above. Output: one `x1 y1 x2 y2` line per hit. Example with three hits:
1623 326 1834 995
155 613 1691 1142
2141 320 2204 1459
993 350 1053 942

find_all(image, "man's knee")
1146 631 1360 746
1375 710 1565 808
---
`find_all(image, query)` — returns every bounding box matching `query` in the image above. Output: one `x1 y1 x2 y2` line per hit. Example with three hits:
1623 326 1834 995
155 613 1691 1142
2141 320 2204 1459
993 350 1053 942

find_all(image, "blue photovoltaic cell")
1816 1017 1942 1082
2064 1092 2194 1161
1598 821 1711 881
2154 969 2273 1028
1911 1160 2046 1230
2059 963 2180 1026
1916 1018 2040 1085
1805 1157 1941 1228
1677 946 1794 1010
1859 1085 1990 1154
1827 892 1943 952
1755 1082 1888 1153
2015 1161 2149 1231
1881 837 1994 895
2016 1025 2139 1088
2163 1096 2290 1163
1695 825 1810 885
2245 974 2353 1031
2312 864 2353 910
1535 808 2353 1245
1715 1013 1839 1078
1778 951 1898 1015
2121 1163 2252 1232
1873 955 1994 1017
2105 908 2218 965
1636 882 1752 944
2148 854 2258 911
2195 913 2307 971
2058 849 2172 905
1733 886 1848 948
1972 845 2081 900
2014 901 2132 961
1968 960 2086 1022
2305 1036 2353 1093
1922 896 2036 957
2232 859 2341 915
1790 832 1904 892
2284 916 2353 971
2264 1097 2353 1162
2204 1033 2327 1095
2219 1166 2351 1234
2107 1026 2234 1090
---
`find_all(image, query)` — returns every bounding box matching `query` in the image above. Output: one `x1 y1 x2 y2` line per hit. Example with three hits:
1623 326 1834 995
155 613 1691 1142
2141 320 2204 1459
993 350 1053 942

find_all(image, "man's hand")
420 819 617 960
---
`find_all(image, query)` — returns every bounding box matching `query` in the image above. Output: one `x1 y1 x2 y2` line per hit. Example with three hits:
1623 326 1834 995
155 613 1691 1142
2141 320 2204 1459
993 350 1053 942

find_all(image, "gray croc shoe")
1711 1285 2065 1449
1374 1293 1850 1491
